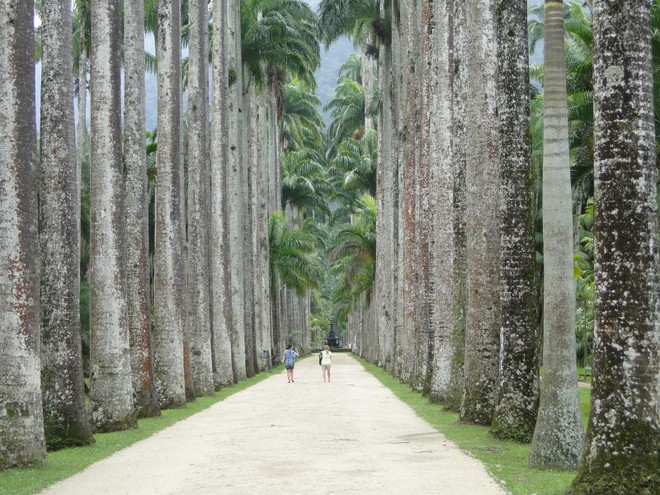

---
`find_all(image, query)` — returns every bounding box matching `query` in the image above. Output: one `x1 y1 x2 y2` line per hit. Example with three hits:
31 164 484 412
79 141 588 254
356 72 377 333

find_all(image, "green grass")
356 357 592 495
0 367 282 495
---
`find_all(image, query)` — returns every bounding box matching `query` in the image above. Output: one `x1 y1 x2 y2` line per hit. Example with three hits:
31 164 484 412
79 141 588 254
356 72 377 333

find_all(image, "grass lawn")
356 357 591 495
0 367 282 495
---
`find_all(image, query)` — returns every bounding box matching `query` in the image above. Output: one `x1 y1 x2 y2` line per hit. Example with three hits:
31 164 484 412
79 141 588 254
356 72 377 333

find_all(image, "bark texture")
427 0 455 402
490 0 539 442
460 0 501 425
210 0 235 387
572 1 660 492
375 0 394 371
124 0 160 418
529 0 584 468
226 0 248 382
445 0 467 412
39 0 95 449
153 0 187 408
89 0 137 432
0 0 47 468
187 0 215 397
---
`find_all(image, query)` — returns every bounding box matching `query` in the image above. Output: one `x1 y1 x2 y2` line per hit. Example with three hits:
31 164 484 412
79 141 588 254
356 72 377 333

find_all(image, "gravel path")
40 354 506 495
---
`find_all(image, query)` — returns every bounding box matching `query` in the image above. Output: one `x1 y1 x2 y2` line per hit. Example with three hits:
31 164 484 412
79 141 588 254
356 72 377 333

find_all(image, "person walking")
320 345 332 382
283 344 299 383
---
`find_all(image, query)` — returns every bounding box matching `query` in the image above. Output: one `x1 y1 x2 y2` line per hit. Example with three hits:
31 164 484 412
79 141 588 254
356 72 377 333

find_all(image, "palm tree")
241 0 321 364
330 195 377 301
89 0 137 432
39 0 94 449
324 77 366 154
318 0 390 132
426 0 455 402
0 0 47 468
226 0 247 382
124 0 161 419
186 0 215 395
572 1 659 492
529 0 585 468
152 0 188 408
210 0 235 388
269 211 323 355
280 80 324 153
460 0 501 425
490 0 539 442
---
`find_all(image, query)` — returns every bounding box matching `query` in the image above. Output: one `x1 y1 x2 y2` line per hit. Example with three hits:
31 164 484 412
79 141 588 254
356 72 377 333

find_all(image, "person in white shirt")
320 345 332 382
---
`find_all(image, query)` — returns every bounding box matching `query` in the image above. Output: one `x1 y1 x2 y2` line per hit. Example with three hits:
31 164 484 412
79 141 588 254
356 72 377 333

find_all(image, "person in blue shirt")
283 344 299 383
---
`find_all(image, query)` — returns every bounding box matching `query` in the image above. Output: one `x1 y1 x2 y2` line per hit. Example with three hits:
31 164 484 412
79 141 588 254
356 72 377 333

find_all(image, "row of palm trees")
0 0 323 470
317 0 658 493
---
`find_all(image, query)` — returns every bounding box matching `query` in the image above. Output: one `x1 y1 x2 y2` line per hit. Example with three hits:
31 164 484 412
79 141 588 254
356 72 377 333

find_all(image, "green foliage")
281 150 332 216
317 0 390 49
281 79 325 152
324 77 365 148
0 369 281 495
241 0 320 91
269 211 323 296
329 195 376 325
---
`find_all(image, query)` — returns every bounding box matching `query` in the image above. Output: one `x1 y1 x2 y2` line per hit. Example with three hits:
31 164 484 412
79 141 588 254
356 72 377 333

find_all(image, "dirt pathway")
40 354 506 495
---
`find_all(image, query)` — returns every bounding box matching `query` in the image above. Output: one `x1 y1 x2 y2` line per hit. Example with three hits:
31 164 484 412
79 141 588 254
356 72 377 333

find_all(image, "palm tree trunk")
399 0 420 385
153 0 187 408
244 87 258 378
210 0 235 387
427 0 455 402
227 0 247 382
529 0 584 468
89 0 137 431
460 0 501 425
375 0 394 370
187 0 215 396
490 0 539 442
258 91 272 371
39 0 95 449
445 0 467 412
391 0 404 378
572 1 659 491
124 0 160 419
0 0 47 468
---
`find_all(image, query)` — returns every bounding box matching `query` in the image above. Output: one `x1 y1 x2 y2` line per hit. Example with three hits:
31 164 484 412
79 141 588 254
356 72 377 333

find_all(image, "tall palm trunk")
257 91 272 371
227 0 247 381
490 0 539 442
529 0 584 468
89 0 137 432
375 0 394 370
460 0 501 425
244 87 258 378
446 0 468 412
399 0 421 385
0 0 47 468
210 0 235 387
153 0 187 408
427 0 455 402
124 0 160 418
187 0 215 396
390 0 404 378
39 0 95 449
572 1 659 491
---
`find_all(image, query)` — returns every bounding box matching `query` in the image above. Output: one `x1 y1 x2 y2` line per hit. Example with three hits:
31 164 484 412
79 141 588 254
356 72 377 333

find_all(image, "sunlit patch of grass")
0 367 282 495
356 357 591 495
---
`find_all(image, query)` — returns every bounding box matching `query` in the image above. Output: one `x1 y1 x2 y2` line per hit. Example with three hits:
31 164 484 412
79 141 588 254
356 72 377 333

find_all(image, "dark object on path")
326 322 341 348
